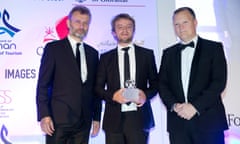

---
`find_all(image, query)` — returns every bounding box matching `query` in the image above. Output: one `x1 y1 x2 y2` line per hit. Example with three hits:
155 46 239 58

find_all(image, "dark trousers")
105 111 149 144
46 119 91 144
169 120 225 144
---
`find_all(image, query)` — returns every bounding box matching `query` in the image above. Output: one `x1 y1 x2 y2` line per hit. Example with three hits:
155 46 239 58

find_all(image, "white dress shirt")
117 43 137 112
68 36 87 83
181 36 198 103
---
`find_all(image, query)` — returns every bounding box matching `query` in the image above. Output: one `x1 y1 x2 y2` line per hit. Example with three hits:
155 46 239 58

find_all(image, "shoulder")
134 44 154 55
198 37 223 51
101 48 117 57
44 38 67 50
162 43 180 55
198 37 222 46
83 43 98 55
98 49 117 64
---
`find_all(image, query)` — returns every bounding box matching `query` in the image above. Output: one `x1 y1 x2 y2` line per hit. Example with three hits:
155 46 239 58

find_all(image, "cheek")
83 25 89 30
174 28 180 34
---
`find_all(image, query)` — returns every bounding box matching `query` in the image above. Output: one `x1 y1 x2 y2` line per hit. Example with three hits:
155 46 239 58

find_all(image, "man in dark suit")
36 5 101 144
95 13 158 144
158 7 228 144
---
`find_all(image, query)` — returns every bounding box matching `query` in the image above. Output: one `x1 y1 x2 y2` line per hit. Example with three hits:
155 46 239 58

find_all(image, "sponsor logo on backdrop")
96 39 144 54
37 16 68 56
4 68 36 79
0 90 12 105
0 9 21 37
0 89 13 119
0 125 12 144
36 26 59 56
0 39 22 56
227 113 240 127
0 9 22 56
75 0 87 2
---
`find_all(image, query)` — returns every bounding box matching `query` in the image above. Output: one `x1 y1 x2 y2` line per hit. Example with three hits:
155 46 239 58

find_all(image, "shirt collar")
68 35 83 48
181 35 198 48
117 43 134 52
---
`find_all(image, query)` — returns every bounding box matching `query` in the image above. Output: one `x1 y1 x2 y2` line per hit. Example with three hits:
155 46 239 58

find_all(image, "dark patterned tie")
122 47 130 88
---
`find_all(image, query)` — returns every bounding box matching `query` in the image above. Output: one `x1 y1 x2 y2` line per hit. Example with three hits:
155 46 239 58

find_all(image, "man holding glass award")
95 13 158 144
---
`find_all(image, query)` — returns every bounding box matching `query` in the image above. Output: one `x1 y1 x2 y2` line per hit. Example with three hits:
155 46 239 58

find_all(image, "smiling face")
173 9 197 42
67 11 90 41
112 18 135 47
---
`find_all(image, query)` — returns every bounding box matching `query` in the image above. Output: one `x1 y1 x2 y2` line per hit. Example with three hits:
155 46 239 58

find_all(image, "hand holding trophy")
123 80 139 102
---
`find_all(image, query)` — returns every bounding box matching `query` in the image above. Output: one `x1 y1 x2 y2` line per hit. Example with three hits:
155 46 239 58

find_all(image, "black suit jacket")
158 37 228 133
36 37 101 125
95 45 158 132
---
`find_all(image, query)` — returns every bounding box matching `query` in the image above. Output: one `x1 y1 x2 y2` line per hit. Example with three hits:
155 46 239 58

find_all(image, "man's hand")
91 121 100 137
134 89 146 107
175 103 197 120
40 116 55 136
112 88 130 104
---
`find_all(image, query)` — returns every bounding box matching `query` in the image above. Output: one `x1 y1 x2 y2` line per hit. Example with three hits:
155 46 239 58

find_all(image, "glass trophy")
123 80 139 102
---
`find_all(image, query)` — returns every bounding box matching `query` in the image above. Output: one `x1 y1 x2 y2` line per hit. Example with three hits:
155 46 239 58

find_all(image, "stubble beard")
118 37 133 44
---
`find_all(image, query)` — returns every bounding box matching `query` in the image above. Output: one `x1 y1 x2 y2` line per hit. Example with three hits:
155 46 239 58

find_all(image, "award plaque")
123 80 139 102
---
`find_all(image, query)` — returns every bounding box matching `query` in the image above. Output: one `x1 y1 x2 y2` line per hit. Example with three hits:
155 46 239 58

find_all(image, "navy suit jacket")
158 37 228 133
36 38 101 125
95 45 158 132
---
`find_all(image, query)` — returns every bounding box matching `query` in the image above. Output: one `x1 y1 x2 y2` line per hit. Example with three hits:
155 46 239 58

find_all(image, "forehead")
70 11 90 20
174 10 193 21
115 18 133 25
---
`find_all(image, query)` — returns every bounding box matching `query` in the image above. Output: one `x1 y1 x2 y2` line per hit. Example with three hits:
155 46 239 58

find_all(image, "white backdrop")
0 0 163 144
0 0 239 144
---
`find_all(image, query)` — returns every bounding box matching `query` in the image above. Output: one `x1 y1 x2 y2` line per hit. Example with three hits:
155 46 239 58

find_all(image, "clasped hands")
112 88 146 107
173 103 197 120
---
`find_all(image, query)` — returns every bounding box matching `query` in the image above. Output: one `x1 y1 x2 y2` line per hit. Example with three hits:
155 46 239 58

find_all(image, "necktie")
180 41 194 50
76 43 81 71
122 47 130 88
122 47 131 105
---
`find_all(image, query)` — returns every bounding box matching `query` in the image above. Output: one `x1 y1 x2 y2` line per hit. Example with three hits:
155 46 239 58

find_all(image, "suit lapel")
134 45 140 85
63 38 82 77
188 37 202 91
110 49 121 88
83 43 89 80
176 44 185 97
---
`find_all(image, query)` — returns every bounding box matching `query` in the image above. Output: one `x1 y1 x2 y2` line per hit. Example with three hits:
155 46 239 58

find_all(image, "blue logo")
75 0 87 3
0 9 21 37
0 125 12 144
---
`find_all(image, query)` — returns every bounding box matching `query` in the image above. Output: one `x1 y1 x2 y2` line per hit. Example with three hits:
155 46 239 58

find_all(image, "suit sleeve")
95 54 116 103
144 50 158 100
192 42 227 114
36 43 55 121
158 49 178 110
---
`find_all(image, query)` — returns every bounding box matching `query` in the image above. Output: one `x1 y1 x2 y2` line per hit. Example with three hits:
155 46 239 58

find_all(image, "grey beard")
74 33 85 40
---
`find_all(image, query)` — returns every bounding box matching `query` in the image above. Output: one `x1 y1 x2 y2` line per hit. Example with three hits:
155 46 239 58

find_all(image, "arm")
158 49 178 110
36 43 55 135
95 54 118 104
143 50 158 100
95 53 132 104
191 42 227 114
36 43 55 121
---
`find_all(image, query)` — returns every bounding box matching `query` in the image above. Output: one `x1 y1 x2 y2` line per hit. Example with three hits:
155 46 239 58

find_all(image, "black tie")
122 47 130 88
76 43 81 71
180 41 194 50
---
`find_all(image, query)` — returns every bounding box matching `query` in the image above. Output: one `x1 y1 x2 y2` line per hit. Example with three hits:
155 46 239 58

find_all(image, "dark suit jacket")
95 45 158 132
158 37 228 133
36 37 101 126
